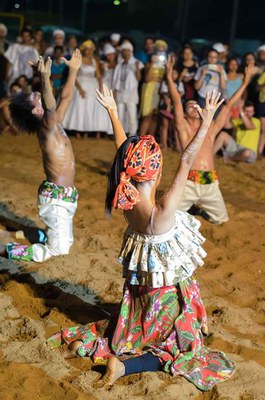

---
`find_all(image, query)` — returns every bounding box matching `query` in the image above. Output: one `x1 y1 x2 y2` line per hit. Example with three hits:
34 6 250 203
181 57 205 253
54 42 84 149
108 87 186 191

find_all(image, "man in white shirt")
5 28 39 89
113 41 143 136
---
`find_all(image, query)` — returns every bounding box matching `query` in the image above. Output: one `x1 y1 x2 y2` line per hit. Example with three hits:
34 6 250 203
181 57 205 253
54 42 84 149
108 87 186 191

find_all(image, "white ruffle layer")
118 211 207 288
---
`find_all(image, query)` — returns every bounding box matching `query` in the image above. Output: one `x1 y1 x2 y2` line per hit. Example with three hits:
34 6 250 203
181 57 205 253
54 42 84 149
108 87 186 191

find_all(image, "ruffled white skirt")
118 211 207 288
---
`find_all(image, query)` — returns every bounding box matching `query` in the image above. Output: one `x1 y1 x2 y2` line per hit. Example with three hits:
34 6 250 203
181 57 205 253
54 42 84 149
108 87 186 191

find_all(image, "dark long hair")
9 92 42 133
105 135 140 216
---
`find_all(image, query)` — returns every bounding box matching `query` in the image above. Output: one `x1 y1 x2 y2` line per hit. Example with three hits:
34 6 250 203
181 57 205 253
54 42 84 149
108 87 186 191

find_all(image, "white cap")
212 42 226 53
120 41 133 52
0 23 7 36
110 33 121 43
104 43 116 55
257 44 265 53
53 29 65 38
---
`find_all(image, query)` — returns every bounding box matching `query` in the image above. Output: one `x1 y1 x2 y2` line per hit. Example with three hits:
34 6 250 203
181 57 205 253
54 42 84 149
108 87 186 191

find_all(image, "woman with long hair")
48 83 234 391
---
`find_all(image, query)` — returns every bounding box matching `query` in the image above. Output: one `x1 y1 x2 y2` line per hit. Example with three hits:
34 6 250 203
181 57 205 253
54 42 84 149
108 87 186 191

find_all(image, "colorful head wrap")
113 135 162 210
80 40 95 51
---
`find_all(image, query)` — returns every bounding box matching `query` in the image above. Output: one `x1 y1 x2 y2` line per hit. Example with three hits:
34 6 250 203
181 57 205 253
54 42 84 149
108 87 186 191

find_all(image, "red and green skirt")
48 277 235 391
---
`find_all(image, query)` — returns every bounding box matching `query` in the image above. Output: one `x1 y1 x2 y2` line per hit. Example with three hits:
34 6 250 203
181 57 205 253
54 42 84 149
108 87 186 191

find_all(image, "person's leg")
139 116 152 136
160 116 169 150
177 180 200 212
126 103 138 135
231 148 256 163
96 353 161 387
149 115 158 136
198 181 229 224
213 131 231 154
31 196 77 262
258 117 265 157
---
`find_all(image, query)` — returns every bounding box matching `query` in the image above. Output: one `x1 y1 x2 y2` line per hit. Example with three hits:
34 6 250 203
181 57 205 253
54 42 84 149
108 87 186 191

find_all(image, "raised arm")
157 90 224 221
210 65 255 138
29 56 57 130
165 56 185 131
96 84 127 149
56 49 82 122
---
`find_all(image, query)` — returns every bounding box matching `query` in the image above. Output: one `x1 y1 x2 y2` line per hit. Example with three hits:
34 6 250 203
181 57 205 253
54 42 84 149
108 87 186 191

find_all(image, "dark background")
0 0 264 46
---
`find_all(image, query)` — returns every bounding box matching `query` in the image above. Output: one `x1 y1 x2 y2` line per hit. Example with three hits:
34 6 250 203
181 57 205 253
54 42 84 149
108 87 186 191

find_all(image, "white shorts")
178 180 228 224
31 194 77 262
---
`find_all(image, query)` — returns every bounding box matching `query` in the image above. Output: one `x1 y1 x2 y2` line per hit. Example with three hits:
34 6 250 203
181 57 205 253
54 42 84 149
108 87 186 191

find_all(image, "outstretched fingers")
216 97 225 108
96 88 104 100
205 91 211 108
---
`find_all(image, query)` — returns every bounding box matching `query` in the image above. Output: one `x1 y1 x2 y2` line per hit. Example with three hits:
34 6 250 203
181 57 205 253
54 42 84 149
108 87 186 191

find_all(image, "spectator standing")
0 23 9 99
45 29 66 58
136 36 155 65
178 44 198 101
33 28 47 56
113 41 143 136
194 49 227 108
139 39 167 136
5 28 39 90
51 46 68 100
100 44 117 90
63 40 110 136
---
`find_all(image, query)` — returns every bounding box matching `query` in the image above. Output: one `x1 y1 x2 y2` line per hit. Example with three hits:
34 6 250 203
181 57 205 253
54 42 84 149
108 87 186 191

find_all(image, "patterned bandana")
113 135 162 210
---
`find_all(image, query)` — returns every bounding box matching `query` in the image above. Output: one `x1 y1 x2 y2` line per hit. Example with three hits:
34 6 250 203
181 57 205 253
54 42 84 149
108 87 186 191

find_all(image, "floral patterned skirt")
47 277 235 391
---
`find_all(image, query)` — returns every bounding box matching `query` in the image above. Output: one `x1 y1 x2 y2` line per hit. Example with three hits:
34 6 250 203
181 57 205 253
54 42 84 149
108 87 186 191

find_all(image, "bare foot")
56 340 83 359
94 356 125 388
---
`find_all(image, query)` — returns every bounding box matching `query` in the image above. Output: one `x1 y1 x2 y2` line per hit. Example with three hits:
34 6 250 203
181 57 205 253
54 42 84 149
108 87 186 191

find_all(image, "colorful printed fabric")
113 135 162 210
119 211 207 288
6 242 33 261
47 278 235 391
188 170 218 185
38 180 78 203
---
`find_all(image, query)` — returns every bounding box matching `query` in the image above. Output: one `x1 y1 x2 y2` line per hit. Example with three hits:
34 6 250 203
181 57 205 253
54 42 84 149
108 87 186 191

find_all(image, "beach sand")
0 134 264 400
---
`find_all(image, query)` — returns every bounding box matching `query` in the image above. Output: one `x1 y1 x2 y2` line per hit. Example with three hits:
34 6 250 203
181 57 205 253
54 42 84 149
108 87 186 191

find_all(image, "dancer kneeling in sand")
48 85 235 391
166 56 255 224
6 50 82 262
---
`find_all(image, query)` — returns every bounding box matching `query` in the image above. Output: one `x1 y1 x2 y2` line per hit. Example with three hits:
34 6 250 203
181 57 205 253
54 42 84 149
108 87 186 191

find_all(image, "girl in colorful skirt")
48 84 235 391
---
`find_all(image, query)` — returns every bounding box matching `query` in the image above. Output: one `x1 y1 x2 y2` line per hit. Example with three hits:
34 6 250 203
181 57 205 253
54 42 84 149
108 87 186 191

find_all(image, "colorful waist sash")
38 180 78 203
188 170 218 185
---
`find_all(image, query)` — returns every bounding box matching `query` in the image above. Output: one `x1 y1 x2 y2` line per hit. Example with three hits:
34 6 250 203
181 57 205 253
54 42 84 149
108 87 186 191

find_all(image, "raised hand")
29 56 51 80
96 84 118 115
193 90 224 122
165 54 175 78
61 49 82 71
243 64 256 85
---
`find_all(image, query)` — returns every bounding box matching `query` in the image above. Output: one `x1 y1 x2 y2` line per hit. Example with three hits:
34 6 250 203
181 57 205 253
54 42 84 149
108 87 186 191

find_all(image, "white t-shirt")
5 43 39 86
194 65 227 98
160 80 185 95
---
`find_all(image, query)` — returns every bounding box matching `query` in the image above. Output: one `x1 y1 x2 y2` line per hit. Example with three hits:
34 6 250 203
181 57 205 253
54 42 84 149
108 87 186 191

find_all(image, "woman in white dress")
100 43 117 90
63 39 111 137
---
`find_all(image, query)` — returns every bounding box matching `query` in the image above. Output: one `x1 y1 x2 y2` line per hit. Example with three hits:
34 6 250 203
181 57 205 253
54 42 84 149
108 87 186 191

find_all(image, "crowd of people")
0 23 265 161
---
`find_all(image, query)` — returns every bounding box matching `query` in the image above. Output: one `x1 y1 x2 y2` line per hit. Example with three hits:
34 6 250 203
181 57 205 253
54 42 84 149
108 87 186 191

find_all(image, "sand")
0 134 265 400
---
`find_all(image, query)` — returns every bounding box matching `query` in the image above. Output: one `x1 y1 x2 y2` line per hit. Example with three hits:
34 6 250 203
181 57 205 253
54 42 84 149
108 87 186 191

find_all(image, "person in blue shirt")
51 45 68 100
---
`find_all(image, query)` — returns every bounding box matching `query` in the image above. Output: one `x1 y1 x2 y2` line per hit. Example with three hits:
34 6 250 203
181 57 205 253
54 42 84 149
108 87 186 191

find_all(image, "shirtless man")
6 49 82 262
166 56 254 224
